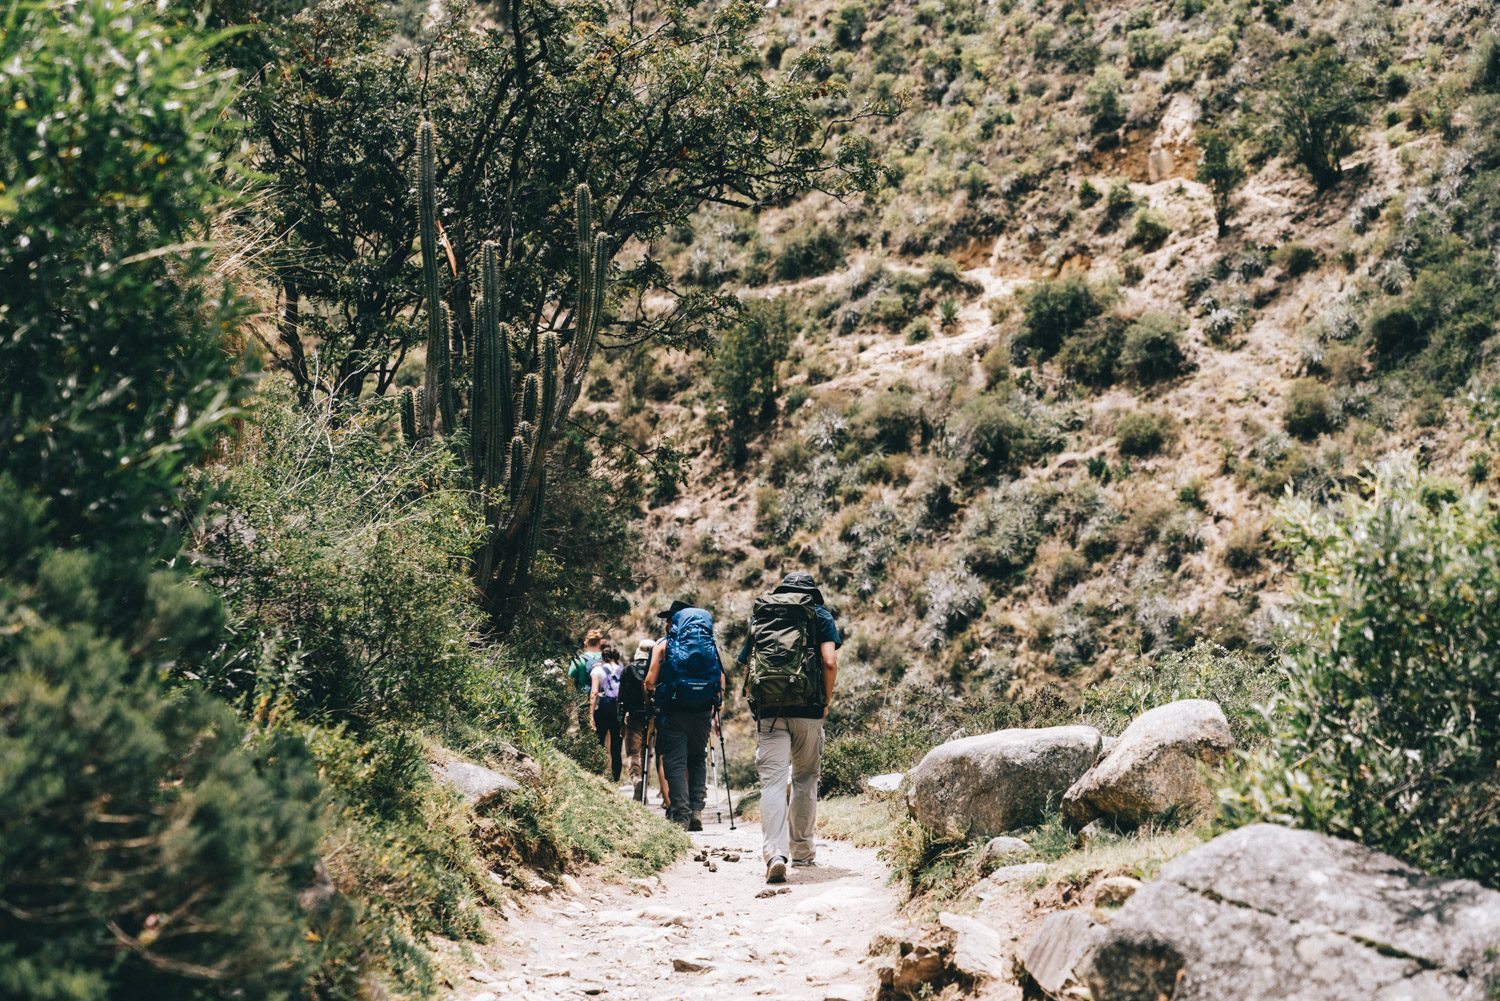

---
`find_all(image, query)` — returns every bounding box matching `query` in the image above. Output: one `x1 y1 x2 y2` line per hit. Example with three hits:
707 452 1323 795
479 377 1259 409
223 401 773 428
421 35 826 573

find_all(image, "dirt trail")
451 788 900 1001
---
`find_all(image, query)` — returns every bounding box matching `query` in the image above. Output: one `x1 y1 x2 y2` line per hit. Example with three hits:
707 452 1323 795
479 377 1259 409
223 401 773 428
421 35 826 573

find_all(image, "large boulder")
906 726 1102 838
1085 824 1500 1001
1063 699 1232 828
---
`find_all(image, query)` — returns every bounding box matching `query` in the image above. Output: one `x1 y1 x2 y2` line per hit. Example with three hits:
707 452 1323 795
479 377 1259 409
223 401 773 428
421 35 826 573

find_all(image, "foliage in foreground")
1219 459 1500 885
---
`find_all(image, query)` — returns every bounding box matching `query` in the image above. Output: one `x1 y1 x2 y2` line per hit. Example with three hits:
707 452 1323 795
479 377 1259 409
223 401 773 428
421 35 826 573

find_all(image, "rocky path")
454 791 899 1001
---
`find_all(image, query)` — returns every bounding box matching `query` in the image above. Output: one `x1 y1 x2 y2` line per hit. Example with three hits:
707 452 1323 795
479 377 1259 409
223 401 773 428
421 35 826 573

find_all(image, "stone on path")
1086 824 1500 1001
805 959 852 984
1023 911 1099 999
640 905 691 926
672 957 712 973
559 874 584 897
1063 700 1233 829
906 726 1102 838
939 912 1008 981
824 984 866 1001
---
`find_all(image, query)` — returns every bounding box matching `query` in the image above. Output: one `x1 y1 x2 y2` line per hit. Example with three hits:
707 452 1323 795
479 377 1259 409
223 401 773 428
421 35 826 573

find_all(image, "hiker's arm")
820 641 838 717
589 671 600 715
644 642 664 694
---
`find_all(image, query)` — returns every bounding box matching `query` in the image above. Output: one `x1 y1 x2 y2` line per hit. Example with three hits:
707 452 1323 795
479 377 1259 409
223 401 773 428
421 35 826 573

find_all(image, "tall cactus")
410 122 610 625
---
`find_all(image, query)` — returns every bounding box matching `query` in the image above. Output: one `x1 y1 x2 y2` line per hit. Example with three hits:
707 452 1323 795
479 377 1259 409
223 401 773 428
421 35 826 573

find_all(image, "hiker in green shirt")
568 628 604 692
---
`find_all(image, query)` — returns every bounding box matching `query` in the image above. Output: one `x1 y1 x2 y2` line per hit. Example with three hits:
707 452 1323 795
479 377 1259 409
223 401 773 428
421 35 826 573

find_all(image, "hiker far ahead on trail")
740 571 840 886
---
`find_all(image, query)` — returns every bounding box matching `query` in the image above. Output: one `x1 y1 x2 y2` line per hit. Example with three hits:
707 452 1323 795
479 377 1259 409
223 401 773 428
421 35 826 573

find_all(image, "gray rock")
671 957 711 973
493 740 542 785
1098 735 1120 760
430 760 521 811
823 984 865 1001
981 836 1032 865
1024 911 1099 999
1077 818 1123 848
1085 824 1500 1001
863 772 905 792
804 959 851 984
939 912 1008 981
1063 700 1232 828
906 726 1103 838
983 862 1049 886
868 925 915 956
1094 875 1142 907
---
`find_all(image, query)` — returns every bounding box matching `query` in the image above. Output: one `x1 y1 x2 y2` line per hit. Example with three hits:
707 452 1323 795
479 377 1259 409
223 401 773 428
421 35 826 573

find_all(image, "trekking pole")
714 709 736 831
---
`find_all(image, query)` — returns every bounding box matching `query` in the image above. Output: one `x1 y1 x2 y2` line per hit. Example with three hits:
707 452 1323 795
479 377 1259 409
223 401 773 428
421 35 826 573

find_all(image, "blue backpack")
657 608 722 712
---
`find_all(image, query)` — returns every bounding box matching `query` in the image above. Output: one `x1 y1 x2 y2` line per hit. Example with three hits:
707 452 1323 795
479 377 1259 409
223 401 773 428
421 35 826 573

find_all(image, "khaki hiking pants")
755 716 823 864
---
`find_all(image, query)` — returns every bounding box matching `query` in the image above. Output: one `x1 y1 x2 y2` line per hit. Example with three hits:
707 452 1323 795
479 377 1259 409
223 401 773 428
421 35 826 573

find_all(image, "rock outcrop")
1086 824 1500 1001
1063 700 1232 828
429 759 521 811
906 726 1102 838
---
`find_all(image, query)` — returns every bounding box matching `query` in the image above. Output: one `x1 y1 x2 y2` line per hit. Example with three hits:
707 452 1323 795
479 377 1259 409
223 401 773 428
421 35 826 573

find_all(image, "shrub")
711 298 794 465
1106 179 1137 218
831 0 867 48
1223 524 1265 571
773 224 846 281
938 297 961 329
1082 642 1279 748
857 385 921 452
1219 460 1500 885
1129 207 1173 246
1126 26 1172 69
1116 411 1170 456
1367 299 1420 358
1119 312 1186 383
1272 241 1319 277
1196 128 1246 235
1269 52 1366 189
1040 548 1090 597
905 317 933 343
1084 66 1127 133
1473 33 1500 94
1058 325 1122 387
1282 379 1333 439
980 342 1012 388
956 393 1031 476
1017 277 1106 359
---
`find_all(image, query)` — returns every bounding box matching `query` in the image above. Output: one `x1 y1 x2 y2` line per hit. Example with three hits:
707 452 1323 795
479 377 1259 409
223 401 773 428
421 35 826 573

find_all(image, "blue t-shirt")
738 604 840 718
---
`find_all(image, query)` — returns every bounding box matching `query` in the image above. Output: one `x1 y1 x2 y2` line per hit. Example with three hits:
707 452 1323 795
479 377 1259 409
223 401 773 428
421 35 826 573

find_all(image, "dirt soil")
445 789 901 1001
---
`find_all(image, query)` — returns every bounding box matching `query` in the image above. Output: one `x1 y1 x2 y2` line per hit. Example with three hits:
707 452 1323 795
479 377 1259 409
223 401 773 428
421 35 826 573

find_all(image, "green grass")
815 793 905 847
548 753 691 877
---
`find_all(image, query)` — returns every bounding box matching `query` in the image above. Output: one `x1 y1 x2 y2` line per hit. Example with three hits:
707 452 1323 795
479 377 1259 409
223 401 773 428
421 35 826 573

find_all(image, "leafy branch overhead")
233 0 893 405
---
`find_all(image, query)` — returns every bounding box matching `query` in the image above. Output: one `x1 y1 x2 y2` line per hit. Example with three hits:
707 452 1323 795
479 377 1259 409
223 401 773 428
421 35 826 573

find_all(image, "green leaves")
1219 457 1500 885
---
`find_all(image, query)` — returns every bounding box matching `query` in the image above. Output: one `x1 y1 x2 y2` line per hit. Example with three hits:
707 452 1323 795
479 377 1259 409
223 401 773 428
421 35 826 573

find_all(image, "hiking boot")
765 856 788 884
791 858 816 868
632 781 644 800
688 812 703 832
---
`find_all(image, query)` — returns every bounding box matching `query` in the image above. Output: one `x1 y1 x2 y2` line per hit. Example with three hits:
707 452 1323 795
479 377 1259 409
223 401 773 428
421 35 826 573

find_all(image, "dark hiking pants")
593 702 623 781
657 709 711 829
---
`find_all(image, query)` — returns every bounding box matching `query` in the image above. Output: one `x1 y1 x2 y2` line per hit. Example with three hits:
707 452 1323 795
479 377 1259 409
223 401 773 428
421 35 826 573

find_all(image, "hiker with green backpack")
645 600 726 831
739 572 840 885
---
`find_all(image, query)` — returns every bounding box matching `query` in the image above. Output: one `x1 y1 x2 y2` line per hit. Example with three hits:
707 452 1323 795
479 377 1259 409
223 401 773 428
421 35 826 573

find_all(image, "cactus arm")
438 302 457 439
400 387 417 446
416 121 442 439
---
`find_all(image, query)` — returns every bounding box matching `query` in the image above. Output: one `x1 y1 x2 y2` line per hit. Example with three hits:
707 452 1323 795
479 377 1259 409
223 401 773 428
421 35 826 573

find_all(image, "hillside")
595 0 1498 698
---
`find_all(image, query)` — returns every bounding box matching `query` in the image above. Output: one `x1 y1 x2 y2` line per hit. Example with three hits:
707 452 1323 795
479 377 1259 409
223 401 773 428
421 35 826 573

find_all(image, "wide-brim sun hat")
633 638 656 660
772 571 825 606
655 599 694 621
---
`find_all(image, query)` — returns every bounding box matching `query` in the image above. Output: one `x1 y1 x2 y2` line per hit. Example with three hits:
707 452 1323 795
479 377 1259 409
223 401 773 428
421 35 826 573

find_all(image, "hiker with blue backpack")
645 600 726 831
589 644 627 782
739 572 840 885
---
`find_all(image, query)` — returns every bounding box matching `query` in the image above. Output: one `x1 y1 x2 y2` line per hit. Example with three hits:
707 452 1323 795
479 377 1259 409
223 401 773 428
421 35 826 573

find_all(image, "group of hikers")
566 572 840 885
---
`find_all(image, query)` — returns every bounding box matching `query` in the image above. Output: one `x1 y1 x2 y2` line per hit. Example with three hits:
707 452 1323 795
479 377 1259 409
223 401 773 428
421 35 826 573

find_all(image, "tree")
1268 52 1366 190
710 298 794 466
1197 127 1246 234
224 0 888 406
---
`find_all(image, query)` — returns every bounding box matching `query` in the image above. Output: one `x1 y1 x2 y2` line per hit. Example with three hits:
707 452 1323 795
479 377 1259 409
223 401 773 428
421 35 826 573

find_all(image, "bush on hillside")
822 682 1075 797
1268 51 1366 190
955 393 1036 476
1057 321 1124 387
1282 379 1334 439
1220 460 1500 885
773 224 847 281
1116 410 1170 456
1082 642 1279 748
1084 66 1126 133
1129 207 1173 246
1120 312 1187 383
1197 128 1246 235
855 385 922 452
710 298 794 466
1016 277 1107 360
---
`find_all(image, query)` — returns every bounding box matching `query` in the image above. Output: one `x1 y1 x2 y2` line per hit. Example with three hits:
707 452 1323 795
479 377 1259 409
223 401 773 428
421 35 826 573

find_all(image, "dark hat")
772 571 825 606
655 599 694 621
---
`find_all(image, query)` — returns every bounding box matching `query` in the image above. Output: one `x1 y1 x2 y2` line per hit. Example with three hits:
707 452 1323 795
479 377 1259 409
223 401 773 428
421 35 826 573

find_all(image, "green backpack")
743 592 823 712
